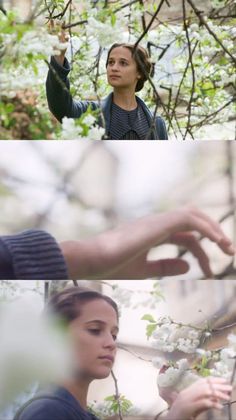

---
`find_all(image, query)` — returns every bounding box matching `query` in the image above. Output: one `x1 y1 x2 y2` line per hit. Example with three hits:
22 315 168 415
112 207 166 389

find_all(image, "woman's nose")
111 62 119 71
104 334 116 349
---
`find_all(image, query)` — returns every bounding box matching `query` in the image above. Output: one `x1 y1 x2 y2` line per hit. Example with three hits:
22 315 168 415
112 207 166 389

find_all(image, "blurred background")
0 140 235 280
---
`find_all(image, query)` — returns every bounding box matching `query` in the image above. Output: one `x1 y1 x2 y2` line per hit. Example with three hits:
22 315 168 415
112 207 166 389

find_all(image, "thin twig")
186 0 236 65
111 370 123 420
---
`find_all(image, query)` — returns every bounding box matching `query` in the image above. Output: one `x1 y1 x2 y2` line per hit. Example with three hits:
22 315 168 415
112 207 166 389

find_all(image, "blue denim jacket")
14 387 99 420
46 57 168 140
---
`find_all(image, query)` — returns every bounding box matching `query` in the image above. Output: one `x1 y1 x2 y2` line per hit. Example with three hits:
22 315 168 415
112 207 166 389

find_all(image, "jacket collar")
100 92 158 139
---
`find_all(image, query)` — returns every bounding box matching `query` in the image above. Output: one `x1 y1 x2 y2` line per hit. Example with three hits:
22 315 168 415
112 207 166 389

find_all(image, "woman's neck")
61 377 90 410
112 89 137 111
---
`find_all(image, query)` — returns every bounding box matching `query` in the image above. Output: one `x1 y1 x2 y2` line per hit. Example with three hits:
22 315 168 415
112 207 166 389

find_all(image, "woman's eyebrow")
109 57 129 62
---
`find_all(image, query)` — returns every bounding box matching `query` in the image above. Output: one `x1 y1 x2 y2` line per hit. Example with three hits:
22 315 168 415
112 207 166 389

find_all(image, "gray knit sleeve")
1 229 68 280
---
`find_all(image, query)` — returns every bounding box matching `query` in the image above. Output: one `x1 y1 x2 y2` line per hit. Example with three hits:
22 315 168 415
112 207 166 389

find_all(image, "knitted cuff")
1 229 69 280
50 56 71 79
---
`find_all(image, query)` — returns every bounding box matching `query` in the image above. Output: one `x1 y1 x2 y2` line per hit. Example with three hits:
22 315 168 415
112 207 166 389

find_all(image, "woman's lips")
110 75 120 79
99 355 114 363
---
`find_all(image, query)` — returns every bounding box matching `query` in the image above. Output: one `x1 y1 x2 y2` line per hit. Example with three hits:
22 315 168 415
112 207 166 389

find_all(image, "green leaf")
141 314 156 323
200 368 211 377
105 395 115 402
146 323 157 338
111 13 116 27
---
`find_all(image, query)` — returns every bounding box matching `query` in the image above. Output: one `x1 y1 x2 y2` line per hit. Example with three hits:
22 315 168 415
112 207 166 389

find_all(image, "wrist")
53 54 66 66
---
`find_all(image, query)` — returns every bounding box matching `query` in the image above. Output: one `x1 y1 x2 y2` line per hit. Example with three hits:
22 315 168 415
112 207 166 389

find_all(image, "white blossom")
0 296 72 410
60 117 83 140
87 17 123 48
157 359 198 390
152 323 200 354
5 28 68 60
195 349 212 357
83 114 96 127
88 126 105 140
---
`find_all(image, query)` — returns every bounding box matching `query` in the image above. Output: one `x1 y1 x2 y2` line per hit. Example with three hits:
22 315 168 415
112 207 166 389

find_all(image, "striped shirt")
109 102 152 140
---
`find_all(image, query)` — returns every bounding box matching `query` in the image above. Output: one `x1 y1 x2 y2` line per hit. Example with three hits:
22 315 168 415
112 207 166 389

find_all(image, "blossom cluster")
156 334 236 392
157 358 199 391
151 318 201 354
59 116 105 140
87 16 123 48
4 27 68 60
210 334 236 380
0 65 45 98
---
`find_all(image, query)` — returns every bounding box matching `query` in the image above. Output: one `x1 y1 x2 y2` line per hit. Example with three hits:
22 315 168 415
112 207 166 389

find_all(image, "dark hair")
106 43 153 92
45 286 119 324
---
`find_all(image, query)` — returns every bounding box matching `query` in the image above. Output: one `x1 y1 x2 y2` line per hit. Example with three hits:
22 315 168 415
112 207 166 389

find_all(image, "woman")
15 286 232 420
46 37 168 140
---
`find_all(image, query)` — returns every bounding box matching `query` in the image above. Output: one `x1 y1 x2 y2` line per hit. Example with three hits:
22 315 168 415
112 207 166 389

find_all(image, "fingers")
191 377 232 402
205 377 232 400
146 258 189 277
190 207 235 255
175 207 235 255
168 376 232 420
169 232 213 278
48 19 69 43
194 398 224 414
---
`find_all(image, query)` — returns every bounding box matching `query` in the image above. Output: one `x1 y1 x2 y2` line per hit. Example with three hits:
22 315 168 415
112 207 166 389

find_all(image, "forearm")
59 212 180 280
59 208 234 280
46 56 73 122
53 53 65 66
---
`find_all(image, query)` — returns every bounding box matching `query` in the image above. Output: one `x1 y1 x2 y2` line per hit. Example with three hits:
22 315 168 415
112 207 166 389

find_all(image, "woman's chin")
108 78 122 87
94 368 112 380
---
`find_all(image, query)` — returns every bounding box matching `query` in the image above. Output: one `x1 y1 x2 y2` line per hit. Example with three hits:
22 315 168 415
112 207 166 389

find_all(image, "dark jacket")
0 229 68 280
46 57 168 140
14 387 100 420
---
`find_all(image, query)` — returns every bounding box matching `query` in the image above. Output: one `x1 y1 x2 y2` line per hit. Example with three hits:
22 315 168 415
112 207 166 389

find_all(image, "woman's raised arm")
46 25 98 123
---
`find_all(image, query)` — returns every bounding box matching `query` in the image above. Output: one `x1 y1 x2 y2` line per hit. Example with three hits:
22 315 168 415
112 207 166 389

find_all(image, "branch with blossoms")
142 314 236 420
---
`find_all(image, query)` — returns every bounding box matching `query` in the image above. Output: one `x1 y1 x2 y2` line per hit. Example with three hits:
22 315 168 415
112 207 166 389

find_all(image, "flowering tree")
0 0 235 139
1 279 236 419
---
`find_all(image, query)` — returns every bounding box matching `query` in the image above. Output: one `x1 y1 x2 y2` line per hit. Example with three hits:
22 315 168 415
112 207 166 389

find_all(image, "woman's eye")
89 329 101 335
121 61 128 66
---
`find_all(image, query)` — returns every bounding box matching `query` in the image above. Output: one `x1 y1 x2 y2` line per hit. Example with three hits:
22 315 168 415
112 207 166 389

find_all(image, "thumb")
146 258 190 277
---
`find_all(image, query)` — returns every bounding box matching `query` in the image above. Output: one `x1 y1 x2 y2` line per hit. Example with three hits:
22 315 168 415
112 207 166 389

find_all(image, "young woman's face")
107 46 141 91
68 299 118 381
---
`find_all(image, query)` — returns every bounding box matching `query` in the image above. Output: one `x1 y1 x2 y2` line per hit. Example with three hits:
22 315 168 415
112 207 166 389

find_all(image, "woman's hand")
60 207 235 280
158 365 179 406
49 20 69 66
164 377 232 420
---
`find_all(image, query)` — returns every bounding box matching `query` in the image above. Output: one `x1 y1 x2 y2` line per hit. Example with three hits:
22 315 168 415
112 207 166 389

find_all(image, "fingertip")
178 260 190 274
227 245 235 254
204 268 213 279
